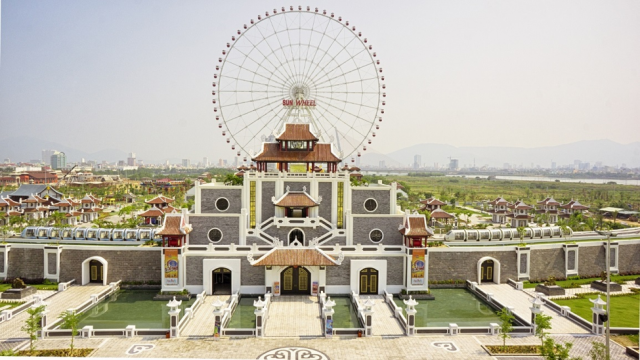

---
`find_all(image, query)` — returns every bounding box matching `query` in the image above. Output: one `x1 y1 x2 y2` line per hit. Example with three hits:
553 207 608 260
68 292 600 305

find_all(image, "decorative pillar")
529 295 544 334
167 296 182 338
590 295 607 335
212 297 225 339
403 295 418 336
323 296 335 338
362 297 375 337
254 296 266 337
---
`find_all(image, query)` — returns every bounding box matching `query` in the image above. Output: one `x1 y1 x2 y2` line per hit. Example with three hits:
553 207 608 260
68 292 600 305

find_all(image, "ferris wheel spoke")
225 47 290 87
313 93 378 111
236 102 288 149
315 91 379 94
306 33 361 85
304 26 350 90
221 75 285 90
219 92 285 108
300 15 333 87
255 20 296 83
314 76 380 91
222 97 283 124
314 100 368 140
220 59 288 88
313 63 376 89
240 30 296 85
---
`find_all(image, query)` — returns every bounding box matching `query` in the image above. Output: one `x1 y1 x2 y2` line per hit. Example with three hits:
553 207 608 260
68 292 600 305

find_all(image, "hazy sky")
1 1 639 163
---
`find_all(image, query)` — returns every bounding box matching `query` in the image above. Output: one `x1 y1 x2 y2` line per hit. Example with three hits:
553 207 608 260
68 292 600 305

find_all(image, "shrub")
11 278 26 289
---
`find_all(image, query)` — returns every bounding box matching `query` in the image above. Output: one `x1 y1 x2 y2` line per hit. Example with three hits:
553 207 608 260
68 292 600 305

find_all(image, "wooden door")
89 260 103 283
281 266 310 295
481 260 494 282
359 268 378 295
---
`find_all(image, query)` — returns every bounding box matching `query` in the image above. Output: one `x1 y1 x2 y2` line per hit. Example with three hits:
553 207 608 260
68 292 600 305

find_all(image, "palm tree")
59 310 80 353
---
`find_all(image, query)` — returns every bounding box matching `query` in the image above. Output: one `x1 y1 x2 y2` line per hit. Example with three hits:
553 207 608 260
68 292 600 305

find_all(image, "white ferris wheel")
212 6 385 163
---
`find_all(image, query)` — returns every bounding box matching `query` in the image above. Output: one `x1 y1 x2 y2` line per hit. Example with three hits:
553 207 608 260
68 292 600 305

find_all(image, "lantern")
231 145 235 150
364 38 367 43
218 124 222 128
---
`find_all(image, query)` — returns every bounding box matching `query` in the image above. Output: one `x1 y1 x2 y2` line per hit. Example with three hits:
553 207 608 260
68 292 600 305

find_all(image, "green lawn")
554 294 640 328
0 301 26 309
0 283 58 292
523 274 639 289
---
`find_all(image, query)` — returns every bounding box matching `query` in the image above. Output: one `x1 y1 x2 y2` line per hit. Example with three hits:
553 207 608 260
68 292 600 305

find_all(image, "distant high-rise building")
42 149 56 166
448 159 458 171
50 151 66 170
203 157 209 167
127 152 137 166
551 162 556 170
182 159 191 168
117 160 125 166
379 160 385 168
413 155 421 170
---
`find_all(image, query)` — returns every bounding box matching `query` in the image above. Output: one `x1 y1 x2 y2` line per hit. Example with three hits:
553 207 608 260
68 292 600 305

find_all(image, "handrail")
179 291 206 331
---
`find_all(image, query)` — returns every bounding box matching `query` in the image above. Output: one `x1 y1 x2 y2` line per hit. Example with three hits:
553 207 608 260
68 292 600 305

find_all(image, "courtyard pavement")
182 295 230 337
524 280 640 300
476 283 590 334
15 333 632 359
369 296 404 336
264 296 323 337
0 284 109 340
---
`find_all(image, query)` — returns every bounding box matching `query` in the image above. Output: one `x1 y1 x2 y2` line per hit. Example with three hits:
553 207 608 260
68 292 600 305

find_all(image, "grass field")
554 294 640 327
0 283 58 292
366 175 640 212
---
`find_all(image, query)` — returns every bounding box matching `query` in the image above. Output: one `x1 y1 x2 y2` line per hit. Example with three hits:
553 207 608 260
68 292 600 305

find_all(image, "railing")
58 279 75 292
244 171 348 180
43 281 121 336
221 292 251 336
178 291 206 331
0 299 36 324
384 290 407 331
466 280 531 329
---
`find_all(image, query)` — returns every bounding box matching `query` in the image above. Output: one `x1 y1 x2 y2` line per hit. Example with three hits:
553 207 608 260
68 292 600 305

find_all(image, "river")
447 174 640 186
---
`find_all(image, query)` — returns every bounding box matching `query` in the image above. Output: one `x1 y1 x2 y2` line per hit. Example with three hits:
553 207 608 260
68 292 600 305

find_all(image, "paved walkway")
18 333 632 359
265 296 322 337
181 295 229 337
477 283 589 334
368 296 404 336
524 280 640 299
0 284 109 340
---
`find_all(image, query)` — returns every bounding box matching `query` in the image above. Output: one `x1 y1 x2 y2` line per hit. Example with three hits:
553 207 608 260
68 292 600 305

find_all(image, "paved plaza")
369 296 404 336
265 296 323 337
12 333 631 359
182 295 230 337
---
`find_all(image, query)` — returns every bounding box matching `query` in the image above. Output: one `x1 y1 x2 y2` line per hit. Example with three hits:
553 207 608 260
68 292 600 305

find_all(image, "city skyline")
1 1 639 164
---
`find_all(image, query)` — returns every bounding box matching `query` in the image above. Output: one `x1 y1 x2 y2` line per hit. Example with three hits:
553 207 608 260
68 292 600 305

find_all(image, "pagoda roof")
23 194 46 203
0 197 20 207
146 195 175 205
252 143 341 163
509 200 533 210
399 213 434 237
80 194 101 204
250 248 339 266
420 197 446 206
561 200 589 210
537 197 560 206
272 189 321 208
155 213 192 236
429 208 455 219
276 123 319 141
489 197 510 206
138 208 165 217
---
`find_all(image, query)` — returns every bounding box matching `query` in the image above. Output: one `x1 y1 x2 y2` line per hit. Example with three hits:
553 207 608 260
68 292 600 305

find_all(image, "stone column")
361 297 375 337
529 295 544 334
403 296 418 336
589 295 607 335
167 297 182 338
254 297 266 337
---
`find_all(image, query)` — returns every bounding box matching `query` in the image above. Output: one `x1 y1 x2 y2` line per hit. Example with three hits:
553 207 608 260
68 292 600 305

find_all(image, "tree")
21 305 45 353
59 310 80 352
498 308 514 351
517 226 526 245
534 313 553 348
588 341 606 360
223 174 243 186
49 211 67 228
540 337 578 360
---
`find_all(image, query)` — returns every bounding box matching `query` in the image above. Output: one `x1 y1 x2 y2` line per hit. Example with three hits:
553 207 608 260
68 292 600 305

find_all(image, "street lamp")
595 230 617 359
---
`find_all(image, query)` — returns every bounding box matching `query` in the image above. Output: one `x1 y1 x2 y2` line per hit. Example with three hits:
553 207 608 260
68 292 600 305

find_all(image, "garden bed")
398 294 434 300
523 274 639 289
591 280 622 292
482 345 540 356
535 284 565 296
554 293 639 327
16 349 94 357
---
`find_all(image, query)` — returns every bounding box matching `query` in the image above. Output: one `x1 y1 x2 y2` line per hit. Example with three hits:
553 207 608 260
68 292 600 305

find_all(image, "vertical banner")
312 281 319 295
274 281 280 296
213 320 221 338
411 249 425 285
165 249 179 285
325 319 333 337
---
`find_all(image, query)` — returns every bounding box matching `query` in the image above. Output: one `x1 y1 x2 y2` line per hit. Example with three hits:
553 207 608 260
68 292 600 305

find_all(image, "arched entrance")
480 260 494 282
212 268 232 295
280 266 310 295
288 229 304 246
89 260 104 283
359 268 378 295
